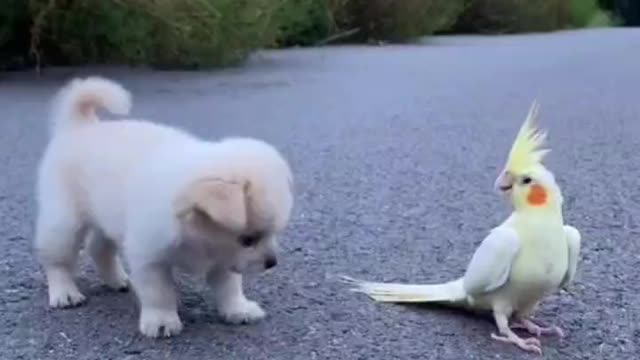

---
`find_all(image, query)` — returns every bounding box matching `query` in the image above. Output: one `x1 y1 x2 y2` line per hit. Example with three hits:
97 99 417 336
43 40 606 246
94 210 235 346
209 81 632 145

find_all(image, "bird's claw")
491 332 543 355
512 319 565 338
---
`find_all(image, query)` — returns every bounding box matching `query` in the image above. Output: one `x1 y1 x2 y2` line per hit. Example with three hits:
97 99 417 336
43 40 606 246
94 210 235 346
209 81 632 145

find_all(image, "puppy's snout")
264 256 278 269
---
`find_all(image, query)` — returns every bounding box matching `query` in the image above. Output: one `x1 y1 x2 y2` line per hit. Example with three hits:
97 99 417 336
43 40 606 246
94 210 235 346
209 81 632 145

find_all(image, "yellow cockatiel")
341 101 582 354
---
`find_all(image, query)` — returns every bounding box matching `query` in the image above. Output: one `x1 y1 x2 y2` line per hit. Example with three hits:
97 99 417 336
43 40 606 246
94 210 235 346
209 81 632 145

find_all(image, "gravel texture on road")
1 28 639 360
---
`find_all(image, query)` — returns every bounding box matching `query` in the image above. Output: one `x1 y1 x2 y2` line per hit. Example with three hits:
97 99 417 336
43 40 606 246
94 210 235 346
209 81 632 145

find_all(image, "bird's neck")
515 202 564 223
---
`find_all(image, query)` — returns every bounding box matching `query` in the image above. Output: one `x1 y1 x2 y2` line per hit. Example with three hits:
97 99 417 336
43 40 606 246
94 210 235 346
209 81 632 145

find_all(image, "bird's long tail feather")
340 275 467 304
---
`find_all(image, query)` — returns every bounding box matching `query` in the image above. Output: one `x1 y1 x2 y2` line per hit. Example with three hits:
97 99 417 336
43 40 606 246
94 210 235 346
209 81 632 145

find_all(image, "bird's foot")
491 332 543 355
512 319 565 338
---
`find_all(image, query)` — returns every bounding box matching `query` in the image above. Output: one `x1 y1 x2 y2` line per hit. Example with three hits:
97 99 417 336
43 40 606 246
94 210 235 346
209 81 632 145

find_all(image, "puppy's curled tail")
50 76 131 135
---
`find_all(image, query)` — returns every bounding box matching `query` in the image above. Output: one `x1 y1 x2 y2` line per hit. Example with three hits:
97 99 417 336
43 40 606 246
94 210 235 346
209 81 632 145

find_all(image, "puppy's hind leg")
34 195 87 308
87 229 129 291
207 269 265 324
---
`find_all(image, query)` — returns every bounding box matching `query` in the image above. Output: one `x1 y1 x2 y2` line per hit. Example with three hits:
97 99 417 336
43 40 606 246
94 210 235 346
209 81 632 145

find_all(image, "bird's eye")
521 176 533 185
239 233 262 248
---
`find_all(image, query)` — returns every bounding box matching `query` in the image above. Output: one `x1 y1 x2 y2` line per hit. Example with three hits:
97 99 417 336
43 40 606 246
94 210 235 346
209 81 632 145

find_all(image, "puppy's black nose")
264 257 277 269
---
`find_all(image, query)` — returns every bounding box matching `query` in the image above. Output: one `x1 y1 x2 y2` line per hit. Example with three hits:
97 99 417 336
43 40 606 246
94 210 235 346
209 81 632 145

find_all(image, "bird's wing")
462 226 521 297
560 225 582 289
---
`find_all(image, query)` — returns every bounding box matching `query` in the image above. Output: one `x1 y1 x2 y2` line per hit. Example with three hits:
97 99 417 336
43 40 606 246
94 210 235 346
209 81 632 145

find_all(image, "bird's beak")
494 170 514 193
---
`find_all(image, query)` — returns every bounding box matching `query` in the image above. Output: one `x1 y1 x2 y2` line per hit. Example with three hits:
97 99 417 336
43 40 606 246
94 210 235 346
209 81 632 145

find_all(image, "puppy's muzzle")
264 256 278 270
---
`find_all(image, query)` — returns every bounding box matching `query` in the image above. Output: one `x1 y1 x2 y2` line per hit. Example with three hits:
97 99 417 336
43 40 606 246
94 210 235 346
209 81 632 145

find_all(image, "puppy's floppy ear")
174 178 248 233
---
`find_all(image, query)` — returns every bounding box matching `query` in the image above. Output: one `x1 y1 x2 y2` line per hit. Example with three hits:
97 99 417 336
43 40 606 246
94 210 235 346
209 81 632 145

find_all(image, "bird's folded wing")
462 226 521 296
560 225 581 289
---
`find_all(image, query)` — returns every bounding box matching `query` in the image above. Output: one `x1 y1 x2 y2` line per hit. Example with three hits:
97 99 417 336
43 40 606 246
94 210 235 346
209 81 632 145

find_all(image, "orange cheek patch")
527 184 548 206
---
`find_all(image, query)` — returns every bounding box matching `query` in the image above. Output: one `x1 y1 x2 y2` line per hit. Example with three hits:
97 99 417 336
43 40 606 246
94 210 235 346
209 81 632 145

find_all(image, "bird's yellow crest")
505 101 550 174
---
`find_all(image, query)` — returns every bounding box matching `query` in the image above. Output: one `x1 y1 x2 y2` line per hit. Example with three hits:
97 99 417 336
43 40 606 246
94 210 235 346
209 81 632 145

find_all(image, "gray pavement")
1 28 639 360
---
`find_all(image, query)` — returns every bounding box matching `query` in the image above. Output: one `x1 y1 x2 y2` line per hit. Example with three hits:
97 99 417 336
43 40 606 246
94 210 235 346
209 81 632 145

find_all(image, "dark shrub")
335 0 466 42
273 0 335 47
451 0 572 34
274 0 466 45
1 0 284 70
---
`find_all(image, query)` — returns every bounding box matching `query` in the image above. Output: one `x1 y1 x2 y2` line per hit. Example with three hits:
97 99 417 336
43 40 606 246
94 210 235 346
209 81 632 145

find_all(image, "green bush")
1 0 285 71
571 0 615 27
449 0 616 34
273 0 466 46
331 0 467 43
450 0 572 34
571 0 601 26
598 0 640 26
273 0 334 47
0 0 32 71
0 0 619 71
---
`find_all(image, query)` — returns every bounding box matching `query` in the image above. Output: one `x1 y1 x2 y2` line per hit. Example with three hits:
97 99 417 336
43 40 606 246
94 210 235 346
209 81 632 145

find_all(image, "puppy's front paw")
139 309 183 338
219 298 266 324
49 285 86 308
104 273 129 292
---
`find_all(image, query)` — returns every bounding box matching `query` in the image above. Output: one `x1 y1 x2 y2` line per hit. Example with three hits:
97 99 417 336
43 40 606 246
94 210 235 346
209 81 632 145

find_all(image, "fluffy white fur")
34 76 294 338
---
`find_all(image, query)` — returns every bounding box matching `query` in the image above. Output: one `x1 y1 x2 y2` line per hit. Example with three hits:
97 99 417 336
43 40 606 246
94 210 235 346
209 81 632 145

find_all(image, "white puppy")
34 76 294 338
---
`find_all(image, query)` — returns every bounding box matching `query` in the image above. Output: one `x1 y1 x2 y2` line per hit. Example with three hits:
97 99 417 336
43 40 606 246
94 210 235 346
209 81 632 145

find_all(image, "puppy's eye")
521 176 533 185
239 234 261 248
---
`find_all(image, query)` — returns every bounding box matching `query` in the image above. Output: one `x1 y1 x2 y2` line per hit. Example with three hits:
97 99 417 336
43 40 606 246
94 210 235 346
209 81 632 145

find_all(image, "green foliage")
0 0 619 71
126 0 283 69
334 0 467 43
1 0 285 70
273 0 334 47
450 0 572 34
0 0 31 70
31 0 154 66
272 0 466 46
449 0 616 34
599 0 640 26
571 0 615 27
571 0 601 26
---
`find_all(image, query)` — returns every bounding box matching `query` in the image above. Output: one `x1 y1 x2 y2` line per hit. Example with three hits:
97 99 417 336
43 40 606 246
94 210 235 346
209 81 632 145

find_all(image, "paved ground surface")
1 28 639 360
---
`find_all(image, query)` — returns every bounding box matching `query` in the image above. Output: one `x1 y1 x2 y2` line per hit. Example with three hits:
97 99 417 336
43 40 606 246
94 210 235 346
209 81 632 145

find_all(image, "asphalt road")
1 28 639 360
